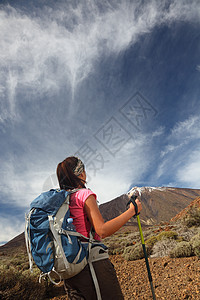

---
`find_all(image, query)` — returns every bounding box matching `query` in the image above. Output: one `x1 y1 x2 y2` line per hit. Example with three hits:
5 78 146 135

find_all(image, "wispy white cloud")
160 115 200 158
160 142 188 158
0 158 56 207
87 129 161 202
164 0 200 22
176 149 200 188
0 215 24 244
0 215 24 245
0 0 199 123
152 126 165 138
156 115 200 186
170 115 200 139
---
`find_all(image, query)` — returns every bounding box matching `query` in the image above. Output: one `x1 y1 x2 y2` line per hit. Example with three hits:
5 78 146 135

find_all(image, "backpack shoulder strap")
68 188 85 194
25 209 35 272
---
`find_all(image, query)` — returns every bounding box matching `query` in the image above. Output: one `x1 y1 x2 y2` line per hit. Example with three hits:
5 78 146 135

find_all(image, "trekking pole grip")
126 195 140 217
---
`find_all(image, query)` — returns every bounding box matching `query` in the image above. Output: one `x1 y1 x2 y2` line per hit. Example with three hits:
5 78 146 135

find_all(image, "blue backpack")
25 189 108 300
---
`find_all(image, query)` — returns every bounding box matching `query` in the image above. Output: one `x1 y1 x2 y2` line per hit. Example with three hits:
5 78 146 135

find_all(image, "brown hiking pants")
64 259 124 300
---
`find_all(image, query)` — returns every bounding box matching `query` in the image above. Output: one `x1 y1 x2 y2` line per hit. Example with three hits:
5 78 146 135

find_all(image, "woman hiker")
56 156 142 300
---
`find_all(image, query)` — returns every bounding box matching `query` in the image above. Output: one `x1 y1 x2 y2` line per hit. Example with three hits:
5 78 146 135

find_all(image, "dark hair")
57 156 86 190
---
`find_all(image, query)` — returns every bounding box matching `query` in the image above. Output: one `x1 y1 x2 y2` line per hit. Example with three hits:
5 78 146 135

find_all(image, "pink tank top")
69 188 101 241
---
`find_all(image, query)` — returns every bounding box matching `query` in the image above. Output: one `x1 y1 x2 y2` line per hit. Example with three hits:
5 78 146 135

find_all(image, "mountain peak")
128 186 175 195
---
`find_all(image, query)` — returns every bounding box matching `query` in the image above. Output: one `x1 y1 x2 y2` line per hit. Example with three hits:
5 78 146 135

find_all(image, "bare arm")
84 195 142 239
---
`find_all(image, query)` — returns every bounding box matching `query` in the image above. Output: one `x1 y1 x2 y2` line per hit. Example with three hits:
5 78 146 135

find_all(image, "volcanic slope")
99 187 200 225
170 195 200 222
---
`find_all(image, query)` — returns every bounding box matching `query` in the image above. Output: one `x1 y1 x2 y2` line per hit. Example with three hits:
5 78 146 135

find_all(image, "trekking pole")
127 195 156 300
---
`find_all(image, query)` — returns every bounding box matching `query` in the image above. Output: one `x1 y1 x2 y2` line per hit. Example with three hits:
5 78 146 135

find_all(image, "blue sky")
0 0 200 244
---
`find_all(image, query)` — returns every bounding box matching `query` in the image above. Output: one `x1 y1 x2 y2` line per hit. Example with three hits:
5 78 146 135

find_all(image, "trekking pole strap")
126 195 140 217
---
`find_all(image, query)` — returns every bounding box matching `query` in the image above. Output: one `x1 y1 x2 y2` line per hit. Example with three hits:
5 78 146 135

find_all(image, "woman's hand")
127 189 142 215
129 198 142 215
